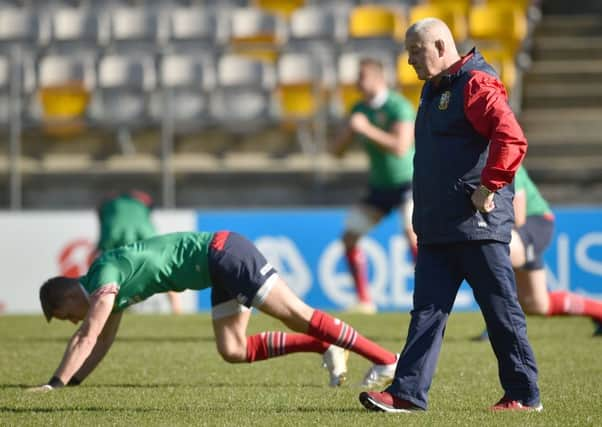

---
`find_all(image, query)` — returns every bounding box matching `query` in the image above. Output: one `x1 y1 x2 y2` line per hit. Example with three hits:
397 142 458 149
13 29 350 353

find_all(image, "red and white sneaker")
359 391 420 413
490 397 543 412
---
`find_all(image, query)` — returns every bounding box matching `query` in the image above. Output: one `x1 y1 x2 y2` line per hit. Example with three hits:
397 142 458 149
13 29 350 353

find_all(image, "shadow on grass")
3 336 215 343
0 406 363 414
0 406 161 414
2 382 326 389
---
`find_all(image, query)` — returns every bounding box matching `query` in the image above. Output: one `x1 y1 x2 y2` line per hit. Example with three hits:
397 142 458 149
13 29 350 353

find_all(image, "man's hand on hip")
471 185 495 213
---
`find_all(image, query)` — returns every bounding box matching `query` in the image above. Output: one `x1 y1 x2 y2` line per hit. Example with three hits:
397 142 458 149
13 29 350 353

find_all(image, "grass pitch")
1 312 601 426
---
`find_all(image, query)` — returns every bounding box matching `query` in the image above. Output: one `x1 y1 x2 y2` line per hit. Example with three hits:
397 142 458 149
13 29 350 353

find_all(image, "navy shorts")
207 231 278 316
361 182 413 215
516 215 555 270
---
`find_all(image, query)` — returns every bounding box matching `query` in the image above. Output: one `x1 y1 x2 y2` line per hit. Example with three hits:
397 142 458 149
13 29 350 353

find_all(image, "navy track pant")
387 240 540 409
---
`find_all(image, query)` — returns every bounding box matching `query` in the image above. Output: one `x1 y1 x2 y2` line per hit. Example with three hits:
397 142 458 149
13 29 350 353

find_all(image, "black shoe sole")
358 392 414 413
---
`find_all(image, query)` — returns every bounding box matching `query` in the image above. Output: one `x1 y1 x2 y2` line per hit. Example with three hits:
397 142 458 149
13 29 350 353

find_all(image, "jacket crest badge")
438 91 451 110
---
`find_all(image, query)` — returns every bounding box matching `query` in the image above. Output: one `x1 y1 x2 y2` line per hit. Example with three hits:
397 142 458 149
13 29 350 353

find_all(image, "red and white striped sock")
246 331 330 362
547 291 602 322
345 246 371 303
307 310 396 365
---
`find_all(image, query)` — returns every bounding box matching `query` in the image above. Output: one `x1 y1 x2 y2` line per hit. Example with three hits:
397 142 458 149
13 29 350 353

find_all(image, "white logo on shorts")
478 221 488 228
260 262 273 276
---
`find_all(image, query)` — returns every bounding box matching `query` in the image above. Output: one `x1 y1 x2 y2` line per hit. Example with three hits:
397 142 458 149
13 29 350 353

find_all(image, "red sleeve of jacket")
464 70 527 191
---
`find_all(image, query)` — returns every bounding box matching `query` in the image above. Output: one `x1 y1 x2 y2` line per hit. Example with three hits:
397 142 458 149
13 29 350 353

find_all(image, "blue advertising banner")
196 208 602 312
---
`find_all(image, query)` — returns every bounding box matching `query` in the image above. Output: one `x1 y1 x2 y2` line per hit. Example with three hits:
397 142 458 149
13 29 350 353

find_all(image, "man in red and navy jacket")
359 18 542 413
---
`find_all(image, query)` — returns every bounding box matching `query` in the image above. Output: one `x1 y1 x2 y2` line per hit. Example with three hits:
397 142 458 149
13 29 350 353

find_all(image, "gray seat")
165 5 217 53
0 53 35 128
0 6 39 53
156 53 215 131
107 5 160 53
227 7 285 48
46 6 101 54
94 53 155 126
211 53 275 131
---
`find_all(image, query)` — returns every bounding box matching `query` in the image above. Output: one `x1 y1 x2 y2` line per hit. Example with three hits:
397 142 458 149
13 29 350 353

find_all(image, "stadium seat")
94 53 156 153
156 53 215 131
0 54 35 129
289 5 340 45
165 5 217 53
277 52 326 121
47 6 101 54
424 0 471 16
36 54 95 135
0 6 39 53
409 4 468 43
107 5 160 53
469 3 527 57
287 6 339 87
396 52 422 109
347 5 405 40
227 7 286 63
212 54 275 131
486 0 532 13
254 0 306 18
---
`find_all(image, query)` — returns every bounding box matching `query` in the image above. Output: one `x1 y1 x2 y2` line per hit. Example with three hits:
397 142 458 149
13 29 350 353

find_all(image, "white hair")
406 17 455 44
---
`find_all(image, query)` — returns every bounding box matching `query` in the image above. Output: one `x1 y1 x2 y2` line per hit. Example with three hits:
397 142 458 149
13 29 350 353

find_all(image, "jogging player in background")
29 231 399 392
476 165 602 340
331 57 417 314
96 190 182 314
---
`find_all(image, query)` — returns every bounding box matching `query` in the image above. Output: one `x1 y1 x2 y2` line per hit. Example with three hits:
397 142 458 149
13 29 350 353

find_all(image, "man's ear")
435 39 445 57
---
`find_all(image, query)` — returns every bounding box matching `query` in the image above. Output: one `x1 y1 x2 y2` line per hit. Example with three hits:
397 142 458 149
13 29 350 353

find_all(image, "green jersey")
514 166 552 217
81 232 214 312
351 91 415 188
97 195 156 251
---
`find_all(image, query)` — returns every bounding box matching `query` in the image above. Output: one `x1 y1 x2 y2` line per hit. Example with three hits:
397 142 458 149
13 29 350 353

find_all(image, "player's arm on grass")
70 311 123 384
513 189 527 228
349 113 414 156
28 286 116 392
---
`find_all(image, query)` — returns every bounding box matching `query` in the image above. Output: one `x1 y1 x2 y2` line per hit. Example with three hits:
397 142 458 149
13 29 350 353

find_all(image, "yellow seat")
397 53 421 87
348 5 405 39
254 0 305 19
486 0 531 12
469 4 527 56
399 84 422 110
409 4 468 42
396 53 423 109
278 83 326 120
339 84 362 114
38 81 90 136
426 0 471 16
479 48 517 91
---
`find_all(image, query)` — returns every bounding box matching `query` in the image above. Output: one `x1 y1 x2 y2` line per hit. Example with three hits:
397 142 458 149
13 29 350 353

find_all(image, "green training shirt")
514 166 552 217
80 232 215 312
97 195 157 251
351 91 415 188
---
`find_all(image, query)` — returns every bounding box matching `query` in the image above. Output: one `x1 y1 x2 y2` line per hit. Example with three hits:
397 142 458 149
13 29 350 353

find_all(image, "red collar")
446 51 474 75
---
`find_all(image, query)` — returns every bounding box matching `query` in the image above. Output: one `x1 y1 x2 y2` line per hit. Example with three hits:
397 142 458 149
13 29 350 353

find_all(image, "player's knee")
519 295 547 315
216 342 246 363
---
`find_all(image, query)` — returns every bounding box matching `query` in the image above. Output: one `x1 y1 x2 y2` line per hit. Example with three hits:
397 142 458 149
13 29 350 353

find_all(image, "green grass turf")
1 312 601 426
